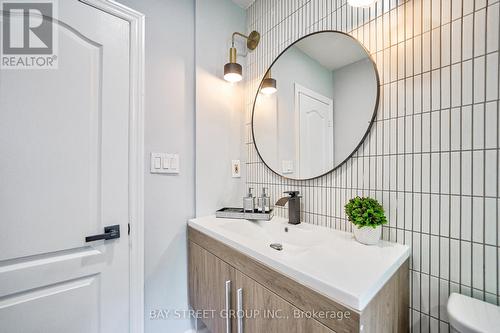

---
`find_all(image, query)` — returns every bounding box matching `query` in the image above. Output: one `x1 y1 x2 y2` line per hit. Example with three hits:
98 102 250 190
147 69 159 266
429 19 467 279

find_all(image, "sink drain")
270 243 283 251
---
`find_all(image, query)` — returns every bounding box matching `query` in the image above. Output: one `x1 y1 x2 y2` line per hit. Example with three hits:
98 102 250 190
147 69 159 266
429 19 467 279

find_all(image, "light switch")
154 157 161 169
161 156 170 169
150 153 163 173
166 154 179 174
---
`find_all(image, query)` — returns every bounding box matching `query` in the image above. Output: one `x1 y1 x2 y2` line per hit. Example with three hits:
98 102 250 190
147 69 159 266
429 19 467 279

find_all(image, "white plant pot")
353 225 382 245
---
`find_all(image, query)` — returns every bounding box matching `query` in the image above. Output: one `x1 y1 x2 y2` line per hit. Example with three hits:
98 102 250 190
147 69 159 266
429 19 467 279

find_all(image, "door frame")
79 1 145 332
293 83 333 178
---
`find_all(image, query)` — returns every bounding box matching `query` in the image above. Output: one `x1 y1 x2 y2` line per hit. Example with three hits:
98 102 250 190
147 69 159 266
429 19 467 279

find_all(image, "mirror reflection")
252 31 379 180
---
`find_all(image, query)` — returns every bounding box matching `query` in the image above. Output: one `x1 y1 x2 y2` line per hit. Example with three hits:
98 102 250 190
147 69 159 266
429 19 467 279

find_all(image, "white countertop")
188 215 410 312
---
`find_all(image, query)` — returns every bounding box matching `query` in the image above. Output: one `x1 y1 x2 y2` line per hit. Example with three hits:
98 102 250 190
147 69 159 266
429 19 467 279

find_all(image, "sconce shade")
224 62 242 83
347 0 378 7
261 77 277 95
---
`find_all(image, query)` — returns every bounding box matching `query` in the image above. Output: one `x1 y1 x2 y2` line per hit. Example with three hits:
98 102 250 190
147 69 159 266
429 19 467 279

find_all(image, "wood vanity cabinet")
189 241 331 333
188 226 409 333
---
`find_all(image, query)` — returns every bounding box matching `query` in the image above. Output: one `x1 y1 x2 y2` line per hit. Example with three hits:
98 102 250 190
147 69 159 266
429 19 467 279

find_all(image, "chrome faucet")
275 191 301 225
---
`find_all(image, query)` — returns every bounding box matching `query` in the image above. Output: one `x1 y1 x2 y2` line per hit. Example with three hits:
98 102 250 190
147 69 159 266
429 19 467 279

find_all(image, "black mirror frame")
251 30 381 181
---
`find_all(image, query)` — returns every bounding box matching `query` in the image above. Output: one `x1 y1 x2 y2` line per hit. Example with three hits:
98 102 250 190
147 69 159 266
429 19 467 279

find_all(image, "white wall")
116 1 195 332
195 0 246 216
331 58 378 165
116 0 247 331
253 46 334 177
253 93 278 168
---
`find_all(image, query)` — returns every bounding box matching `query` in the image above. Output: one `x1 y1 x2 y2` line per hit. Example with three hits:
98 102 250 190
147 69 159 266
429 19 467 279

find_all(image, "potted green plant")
344 196 387 245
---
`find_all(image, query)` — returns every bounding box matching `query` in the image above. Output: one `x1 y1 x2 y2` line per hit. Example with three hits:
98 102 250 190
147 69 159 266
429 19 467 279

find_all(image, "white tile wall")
243 0 500 331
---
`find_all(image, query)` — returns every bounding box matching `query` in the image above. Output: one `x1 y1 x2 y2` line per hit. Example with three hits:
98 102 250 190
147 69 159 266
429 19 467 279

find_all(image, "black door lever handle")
85 225 120 242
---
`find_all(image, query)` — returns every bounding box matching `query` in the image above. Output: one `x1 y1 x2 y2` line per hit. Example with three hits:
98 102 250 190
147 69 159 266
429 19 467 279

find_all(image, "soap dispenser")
243 187 255 212
257 187 271 213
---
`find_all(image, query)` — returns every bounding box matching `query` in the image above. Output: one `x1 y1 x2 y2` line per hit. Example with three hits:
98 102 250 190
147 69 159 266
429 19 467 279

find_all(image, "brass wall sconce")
224 31 260 83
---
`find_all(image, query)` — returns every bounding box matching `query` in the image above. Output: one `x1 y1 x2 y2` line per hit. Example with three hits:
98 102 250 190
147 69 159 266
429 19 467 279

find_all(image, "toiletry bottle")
258 187 270 213
243 187 255 212
257 188 264 213
262 187 271 213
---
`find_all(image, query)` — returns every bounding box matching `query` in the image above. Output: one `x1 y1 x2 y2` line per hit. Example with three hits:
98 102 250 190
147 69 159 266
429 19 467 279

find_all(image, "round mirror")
252 31 380 180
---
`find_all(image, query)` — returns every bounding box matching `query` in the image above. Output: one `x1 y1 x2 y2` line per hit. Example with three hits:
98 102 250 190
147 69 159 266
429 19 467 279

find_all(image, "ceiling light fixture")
224 31 260 83
347 0 378 8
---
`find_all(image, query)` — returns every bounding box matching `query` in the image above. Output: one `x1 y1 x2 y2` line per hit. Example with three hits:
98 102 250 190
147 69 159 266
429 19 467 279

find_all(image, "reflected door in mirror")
296 84 333 179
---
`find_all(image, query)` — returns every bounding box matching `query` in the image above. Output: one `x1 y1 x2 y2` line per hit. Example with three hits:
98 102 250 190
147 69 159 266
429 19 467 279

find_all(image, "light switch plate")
232 160 241 178
150 152 180 174
282 160 293 174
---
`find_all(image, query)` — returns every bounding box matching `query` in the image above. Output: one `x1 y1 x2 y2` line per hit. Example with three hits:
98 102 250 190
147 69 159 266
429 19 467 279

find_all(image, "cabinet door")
189 241 234 333
235 270 333 333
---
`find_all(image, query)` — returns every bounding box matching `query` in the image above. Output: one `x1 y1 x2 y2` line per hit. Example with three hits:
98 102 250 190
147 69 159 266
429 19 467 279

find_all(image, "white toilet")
447 293 500 332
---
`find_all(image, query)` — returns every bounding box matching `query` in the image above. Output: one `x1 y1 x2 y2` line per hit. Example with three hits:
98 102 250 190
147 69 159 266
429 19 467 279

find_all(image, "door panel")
235 270 332 333
0 1 131 332
0 247 103 297
297 87 333 178
0 275 100 333
0 23 103 261
189 242 235 333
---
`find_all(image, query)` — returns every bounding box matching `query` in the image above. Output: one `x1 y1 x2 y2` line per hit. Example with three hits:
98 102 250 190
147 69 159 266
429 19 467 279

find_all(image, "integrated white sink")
188 215 410 312
219 218 328 248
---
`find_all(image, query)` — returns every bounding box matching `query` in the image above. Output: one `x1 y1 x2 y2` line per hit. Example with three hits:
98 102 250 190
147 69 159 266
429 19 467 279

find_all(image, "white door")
0 1 131 332
295 84 334 178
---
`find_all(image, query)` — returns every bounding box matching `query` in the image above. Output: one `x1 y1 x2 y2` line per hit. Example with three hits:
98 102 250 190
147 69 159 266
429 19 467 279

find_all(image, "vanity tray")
215 207 273 221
